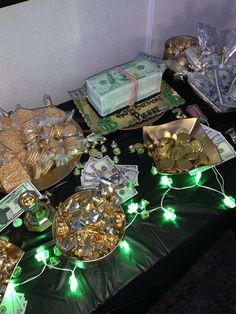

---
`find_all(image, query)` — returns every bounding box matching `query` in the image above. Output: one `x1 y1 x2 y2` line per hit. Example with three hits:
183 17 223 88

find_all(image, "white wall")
0 0 149 110
150 0 236 56
0 0 235 110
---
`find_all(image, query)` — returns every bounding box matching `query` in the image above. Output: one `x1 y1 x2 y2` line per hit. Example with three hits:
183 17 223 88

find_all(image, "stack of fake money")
86 54 166 116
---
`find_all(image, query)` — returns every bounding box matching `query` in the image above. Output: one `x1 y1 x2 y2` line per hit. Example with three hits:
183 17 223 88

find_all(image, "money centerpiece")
143 118 221 174
86 54 166 117
52 181 126 262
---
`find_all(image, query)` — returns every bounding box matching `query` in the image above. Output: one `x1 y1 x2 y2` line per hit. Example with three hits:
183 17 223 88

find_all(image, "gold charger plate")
0 107 83 192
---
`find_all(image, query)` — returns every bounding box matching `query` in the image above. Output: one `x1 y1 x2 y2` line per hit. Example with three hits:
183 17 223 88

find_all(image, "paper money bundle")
86 56 166 116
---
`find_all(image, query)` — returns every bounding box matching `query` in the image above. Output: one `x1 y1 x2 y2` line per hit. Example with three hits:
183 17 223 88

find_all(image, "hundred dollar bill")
92 156 138 203
190 125 236 175
0 180 42 232
86 57 165 116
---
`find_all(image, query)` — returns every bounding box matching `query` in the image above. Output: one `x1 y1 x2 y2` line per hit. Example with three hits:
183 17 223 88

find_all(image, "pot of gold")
163 35 198 72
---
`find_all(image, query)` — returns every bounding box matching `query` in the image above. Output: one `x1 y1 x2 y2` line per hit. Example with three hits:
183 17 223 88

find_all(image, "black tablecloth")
1 71 236 314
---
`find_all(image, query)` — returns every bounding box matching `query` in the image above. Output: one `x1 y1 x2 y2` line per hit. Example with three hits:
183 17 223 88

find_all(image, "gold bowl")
143 118 221 175
163 35 198 70
52 189 126 262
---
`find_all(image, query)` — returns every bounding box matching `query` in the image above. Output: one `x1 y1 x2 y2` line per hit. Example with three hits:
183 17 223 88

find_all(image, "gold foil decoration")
52 183 125 262
0 240 24 303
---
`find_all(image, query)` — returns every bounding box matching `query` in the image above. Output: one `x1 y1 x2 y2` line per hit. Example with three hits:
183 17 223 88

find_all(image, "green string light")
151 165 158 175
69 273 78 292
12 266 22 278
139 199 150 210
140 209 149 219
163 207 176 221
49 257 60 266
119 240 130 254
35 247 49 263
53 246 62 257
13 218 23 228
127 202 139 214
74 260 87 270
223 195 236 208
160 176 173 187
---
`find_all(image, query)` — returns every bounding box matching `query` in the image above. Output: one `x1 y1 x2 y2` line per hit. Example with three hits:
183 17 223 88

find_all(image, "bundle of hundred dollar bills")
86 53 166 116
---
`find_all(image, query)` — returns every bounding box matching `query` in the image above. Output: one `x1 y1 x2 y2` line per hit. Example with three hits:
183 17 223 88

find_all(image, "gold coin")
175 128 189 135
171 145 184 160
172 133 177 142
181 143 194 155
166 138 175 147
163 130 172 138
177 133 191 144
89 148 99 158
159 137 170 146
185 152 199 161
159 157 175 171
190 140 203 152
146 141 154 151
195 152 209 167
176 159 192 171
155 144 170 155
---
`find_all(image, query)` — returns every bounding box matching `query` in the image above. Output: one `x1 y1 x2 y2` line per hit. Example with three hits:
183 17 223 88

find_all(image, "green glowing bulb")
74 260 87 269
140 209 149 219
0 236 9 242
69 273 78 292
151 165 158 175
49 257 60 266
13 218 23 228
120 240 130 253
195 171 202 184
53 246 62 257
12 266 22 278
127 202 139 214
163 208 176 221
35 247 49 263
160 176 173 187
223 195 236 208
139 199 150 210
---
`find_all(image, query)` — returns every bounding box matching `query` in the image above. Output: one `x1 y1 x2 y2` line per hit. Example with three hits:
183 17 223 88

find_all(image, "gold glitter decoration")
0 240 24 303
52 189 125 262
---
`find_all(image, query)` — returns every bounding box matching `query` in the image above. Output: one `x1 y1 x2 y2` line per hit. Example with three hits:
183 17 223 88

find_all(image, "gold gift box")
143 118 221 174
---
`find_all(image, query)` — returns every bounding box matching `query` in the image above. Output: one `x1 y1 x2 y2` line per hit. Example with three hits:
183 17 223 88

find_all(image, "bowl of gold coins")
163 35 198 72
52 186 126 262
143 118 221 174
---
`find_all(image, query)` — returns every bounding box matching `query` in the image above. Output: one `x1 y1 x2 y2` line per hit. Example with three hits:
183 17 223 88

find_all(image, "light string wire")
125 165 231 229
13 259 77 289
9 166 232 292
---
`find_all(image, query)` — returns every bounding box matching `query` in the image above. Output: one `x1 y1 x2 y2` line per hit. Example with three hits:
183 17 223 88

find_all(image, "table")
1 71 236 314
